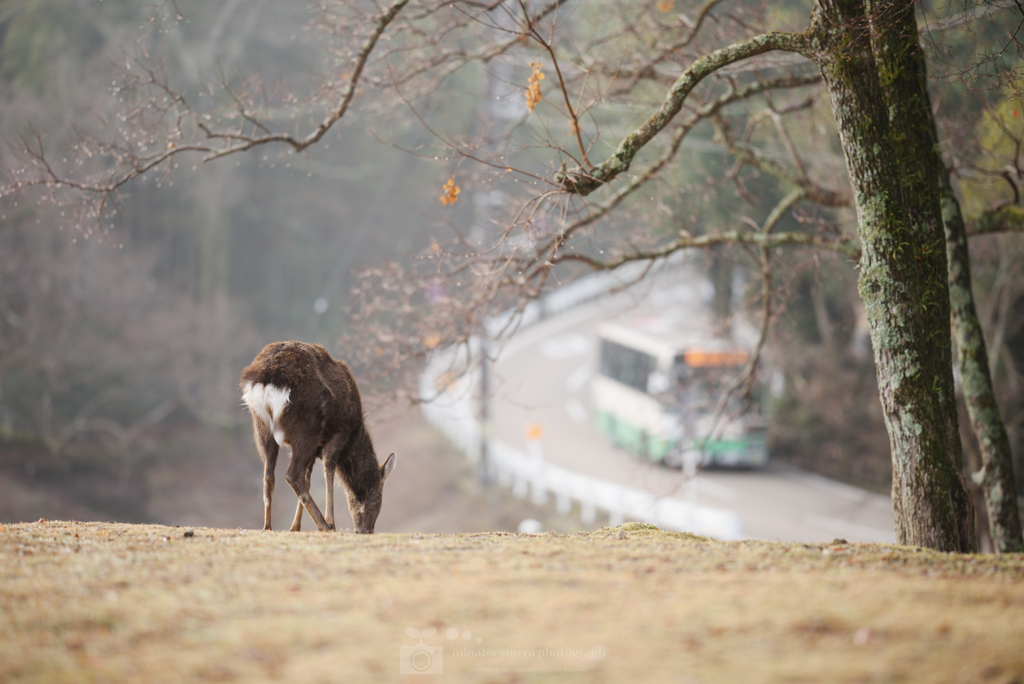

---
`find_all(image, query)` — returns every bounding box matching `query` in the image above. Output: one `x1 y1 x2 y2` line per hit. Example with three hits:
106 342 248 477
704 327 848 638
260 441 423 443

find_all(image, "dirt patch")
2 520 1022 683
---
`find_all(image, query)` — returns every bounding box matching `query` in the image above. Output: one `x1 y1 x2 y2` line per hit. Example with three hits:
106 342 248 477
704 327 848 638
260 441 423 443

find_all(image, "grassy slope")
2 520 1023 683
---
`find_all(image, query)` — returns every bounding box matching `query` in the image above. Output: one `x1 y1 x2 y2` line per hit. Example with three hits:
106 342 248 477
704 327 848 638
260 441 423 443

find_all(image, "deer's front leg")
290 459 315 531
264 478 276 531
324 460 337 531
320 433 346 532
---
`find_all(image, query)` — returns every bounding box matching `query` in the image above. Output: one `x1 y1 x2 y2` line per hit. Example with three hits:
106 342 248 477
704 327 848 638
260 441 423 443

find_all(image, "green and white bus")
591 320 769 468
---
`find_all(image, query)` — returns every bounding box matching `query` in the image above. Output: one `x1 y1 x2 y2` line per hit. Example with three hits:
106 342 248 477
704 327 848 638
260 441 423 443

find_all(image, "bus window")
672 354 758 415
599 339 655 393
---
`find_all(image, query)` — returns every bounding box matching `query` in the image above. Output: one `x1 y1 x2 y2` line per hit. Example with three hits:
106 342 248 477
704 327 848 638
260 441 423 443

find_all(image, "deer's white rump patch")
242 382 291 446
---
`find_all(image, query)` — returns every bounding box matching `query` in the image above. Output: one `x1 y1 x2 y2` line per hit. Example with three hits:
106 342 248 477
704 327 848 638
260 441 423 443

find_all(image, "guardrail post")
525 423 548 506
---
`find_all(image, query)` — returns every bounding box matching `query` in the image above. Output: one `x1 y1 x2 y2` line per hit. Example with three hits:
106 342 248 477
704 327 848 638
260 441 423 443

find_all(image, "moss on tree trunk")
938 169 1024 553
810 0 975 551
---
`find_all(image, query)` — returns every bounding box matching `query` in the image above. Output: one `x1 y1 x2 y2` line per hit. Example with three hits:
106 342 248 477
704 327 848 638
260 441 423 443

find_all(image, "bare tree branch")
2 0 413 234
558 30 813 195
552 228 859 269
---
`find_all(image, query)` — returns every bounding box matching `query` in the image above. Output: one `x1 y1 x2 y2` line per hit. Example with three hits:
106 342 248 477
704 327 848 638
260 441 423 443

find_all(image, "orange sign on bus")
682 349 749 367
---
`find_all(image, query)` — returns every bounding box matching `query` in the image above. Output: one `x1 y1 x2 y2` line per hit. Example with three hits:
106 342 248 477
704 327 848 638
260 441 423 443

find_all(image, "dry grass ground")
2 521 1023 683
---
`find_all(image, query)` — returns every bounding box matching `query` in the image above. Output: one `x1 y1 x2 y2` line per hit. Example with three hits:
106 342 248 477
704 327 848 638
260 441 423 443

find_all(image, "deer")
240 341 396 533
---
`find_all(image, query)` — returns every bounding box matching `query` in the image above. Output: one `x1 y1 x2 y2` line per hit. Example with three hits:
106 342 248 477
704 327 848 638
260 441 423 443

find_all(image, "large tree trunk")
810 0 975 551
938 170 1024 553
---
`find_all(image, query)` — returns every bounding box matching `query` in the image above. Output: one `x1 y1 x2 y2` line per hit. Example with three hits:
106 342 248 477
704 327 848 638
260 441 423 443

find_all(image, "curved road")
488 274 895 543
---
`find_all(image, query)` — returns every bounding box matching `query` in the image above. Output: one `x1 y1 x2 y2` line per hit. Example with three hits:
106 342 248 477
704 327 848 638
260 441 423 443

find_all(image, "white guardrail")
418 255 743 540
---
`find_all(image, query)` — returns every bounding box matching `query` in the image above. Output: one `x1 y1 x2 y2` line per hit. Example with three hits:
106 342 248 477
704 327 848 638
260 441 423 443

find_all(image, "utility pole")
473 5 522 488
478 334 492 484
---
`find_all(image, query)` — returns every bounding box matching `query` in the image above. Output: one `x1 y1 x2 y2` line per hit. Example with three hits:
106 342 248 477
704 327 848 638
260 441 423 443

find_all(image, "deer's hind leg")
285 433 331 532
252 415 280 531
290 458 316 531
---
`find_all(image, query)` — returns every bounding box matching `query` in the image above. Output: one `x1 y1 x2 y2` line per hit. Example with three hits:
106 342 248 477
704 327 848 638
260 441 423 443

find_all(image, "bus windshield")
670 349 752 414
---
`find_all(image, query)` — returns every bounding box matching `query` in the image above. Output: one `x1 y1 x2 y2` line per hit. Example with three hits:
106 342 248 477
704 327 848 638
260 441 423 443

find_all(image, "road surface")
487 272 895 544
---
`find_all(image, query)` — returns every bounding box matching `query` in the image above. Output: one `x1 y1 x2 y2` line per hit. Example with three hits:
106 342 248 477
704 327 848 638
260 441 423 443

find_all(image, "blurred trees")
0 0 439 520
0 205 259 517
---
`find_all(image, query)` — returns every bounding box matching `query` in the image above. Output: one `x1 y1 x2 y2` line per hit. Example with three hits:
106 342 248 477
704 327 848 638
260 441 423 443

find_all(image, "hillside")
1 407 582 536
2 520 1023 683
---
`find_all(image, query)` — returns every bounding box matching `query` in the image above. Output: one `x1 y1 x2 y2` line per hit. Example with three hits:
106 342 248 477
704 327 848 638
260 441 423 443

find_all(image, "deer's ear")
381 452 396 481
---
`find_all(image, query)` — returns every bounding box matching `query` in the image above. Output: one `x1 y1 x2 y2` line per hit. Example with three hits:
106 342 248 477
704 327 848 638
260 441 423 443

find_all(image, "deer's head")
348 452 396 533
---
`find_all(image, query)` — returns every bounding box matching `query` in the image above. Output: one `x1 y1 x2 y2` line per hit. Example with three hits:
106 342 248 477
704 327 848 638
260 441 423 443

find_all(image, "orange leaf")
526 61 544 113
440 177 460 206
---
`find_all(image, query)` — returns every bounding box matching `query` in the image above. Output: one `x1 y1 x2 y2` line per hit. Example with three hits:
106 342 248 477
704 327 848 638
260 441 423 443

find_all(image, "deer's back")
241 341 362 446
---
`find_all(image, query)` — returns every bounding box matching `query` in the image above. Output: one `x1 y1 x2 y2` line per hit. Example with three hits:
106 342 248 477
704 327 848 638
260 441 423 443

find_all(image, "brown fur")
240 341 395 533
